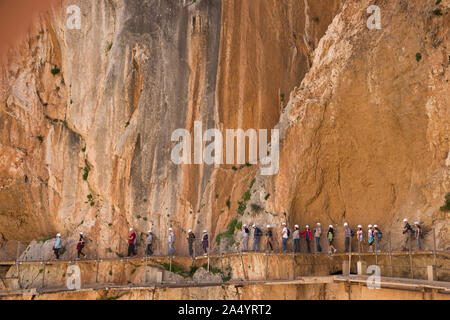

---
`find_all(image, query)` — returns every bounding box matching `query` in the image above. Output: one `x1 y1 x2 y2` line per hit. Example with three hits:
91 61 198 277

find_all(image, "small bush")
216 219 241 245
264 193 271 201
105 41 113 53
37 237 52 243
237 201 246 215
82 167 89 181
188 266 199 277
250 203 263 212
416 53 422 62
432 9 442 16
440 193 450 211
51 66 60 75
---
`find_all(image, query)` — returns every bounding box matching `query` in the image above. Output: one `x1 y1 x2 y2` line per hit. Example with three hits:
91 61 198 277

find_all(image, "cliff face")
0 0 448 259
245 0 450 250
0 0 343 257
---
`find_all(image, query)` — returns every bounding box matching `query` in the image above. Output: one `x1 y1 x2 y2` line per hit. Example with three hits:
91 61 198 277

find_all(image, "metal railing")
0 229 448 292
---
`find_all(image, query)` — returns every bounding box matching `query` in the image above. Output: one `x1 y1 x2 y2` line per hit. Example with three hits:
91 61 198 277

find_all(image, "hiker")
76 232 86 260
356 225 364 253
327 225 336 254
202 230 209 256
252 224 262 252
344 222 352 252
314 223 322 253
368 225 374 252
374 225 383 252
293 225 300 253
265 225 273 252
282 223 289 253
146 230 153 256
127 228 137 257
301 225 313 253
53 233 62 260
402 219 414 251
414 222 422 250
187 229 195 257
168 227 176 257
241 224 250 252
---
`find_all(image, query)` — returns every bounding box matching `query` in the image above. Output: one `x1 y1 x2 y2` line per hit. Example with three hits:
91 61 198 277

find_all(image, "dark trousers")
293 239 300 253
306 239 311 253
54 248 60 259
202 241 208 254
345 237 351 252
315 237 322 252
146 244 153 256
266 238 273 251
188 242 194 257
128 243 136 256
77 249 86 258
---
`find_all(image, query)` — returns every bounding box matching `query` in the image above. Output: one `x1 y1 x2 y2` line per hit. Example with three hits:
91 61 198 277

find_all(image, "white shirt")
168 232 175 244
282 227 288 239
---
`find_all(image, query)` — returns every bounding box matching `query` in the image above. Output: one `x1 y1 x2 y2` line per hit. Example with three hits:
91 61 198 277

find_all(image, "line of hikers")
50 218 424 260
240 219 424 254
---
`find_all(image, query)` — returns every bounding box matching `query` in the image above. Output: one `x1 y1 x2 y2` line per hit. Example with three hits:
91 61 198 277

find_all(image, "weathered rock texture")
0 0 448 260
242 0 450 251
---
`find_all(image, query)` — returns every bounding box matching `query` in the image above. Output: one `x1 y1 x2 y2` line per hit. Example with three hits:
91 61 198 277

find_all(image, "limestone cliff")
0 0 448 259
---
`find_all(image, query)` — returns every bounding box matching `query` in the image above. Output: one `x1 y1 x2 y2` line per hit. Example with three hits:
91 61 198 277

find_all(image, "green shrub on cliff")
440 193 450 211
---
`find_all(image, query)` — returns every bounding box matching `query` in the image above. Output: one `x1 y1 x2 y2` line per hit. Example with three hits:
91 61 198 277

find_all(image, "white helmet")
329 225 333 228
358 225 362 228
282 222 286 226
368 224 373 228
317 222 321 225
203 230 207 233
374 225 378 228
148 230 153 233
56 233 61 237
79 232 83 235
306 225 309 228
243 224 247 227
129 228 133 232
294 224 299 228
252 224 256 228
168 228 173 231
267 225 271 228
414 221 419 225
403 218 408 222
344 222 348 226
188 229 192 233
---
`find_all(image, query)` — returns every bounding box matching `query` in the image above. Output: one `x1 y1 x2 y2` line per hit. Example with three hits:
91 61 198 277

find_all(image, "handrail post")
409 234 414 279
388 232 393 277
433 228 437 280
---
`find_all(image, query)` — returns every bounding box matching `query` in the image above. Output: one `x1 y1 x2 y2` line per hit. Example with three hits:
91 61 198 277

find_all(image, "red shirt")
301 229 313 240
128 232 136 244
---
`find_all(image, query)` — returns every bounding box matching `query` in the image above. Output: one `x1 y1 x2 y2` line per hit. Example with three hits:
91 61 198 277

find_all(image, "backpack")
350 229 355 237
254 227 262 237
376 229 383 239
287 228 291 237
